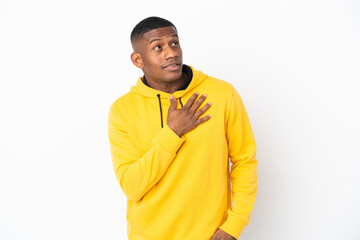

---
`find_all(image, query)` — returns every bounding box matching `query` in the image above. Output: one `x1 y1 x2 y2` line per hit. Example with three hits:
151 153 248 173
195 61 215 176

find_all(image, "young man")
108 17 257 240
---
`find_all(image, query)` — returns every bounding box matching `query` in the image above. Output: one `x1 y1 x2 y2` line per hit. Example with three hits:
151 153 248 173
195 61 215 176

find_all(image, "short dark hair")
130 16 176 45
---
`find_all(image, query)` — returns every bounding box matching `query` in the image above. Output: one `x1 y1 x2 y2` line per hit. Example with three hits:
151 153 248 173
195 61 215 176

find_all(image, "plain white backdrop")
1 0 359 239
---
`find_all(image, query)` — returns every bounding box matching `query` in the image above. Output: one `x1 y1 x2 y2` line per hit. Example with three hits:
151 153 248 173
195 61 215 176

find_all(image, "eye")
154 45 161 50
171 41 179 46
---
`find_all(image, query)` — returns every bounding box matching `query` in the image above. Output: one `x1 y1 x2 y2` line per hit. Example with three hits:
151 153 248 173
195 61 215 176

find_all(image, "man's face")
132 26 183 84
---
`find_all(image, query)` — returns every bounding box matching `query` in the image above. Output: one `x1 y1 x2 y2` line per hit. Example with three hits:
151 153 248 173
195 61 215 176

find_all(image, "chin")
165 72 183 82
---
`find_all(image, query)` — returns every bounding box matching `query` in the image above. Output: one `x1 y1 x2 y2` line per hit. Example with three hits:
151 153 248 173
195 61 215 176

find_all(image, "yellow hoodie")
108 65 257 240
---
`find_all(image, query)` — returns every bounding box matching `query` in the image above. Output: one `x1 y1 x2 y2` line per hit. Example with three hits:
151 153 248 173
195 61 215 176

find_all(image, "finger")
194 102 211 118
168 95 177 111
195 114 211 127
211 234 219 240
190 94 207 112
183 92 199 109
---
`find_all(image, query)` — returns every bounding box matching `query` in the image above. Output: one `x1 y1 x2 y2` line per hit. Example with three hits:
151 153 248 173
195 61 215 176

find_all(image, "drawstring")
179 97 183 108
157 94 163 128
156 94 184 129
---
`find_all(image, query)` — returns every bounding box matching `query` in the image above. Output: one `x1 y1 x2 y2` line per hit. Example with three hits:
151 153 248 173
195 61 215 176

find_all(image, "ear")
131 52 143 69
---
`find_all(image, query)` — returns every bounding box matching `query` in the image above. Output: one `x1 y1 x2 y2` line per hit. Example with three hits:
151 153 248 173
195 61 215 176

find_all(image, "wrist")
167 124 182 137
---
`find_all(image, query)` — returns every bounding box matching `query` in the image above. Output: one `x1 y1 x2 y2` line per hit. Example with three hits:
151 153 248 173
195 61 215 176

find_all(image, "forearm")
219 148 257 239
230 148 258 220
111 124 185 202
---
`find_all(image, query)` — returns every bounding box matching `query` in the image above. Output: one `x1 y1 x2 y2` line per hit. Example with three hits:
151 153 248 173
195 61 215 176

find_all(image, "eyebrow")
149 34 179 45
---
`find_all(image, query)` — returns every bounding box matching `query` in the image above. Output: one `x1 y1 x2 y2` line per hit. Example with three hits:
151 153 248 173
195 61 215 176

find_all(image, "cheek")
141 57 153 69
142 56 162 75
177 47 183 56
144 54 160 66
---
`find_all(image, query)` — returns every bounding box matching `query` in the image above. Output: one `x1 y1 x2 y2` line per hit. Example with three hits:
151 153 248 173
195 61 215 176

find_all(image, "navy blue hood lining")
142 64 193 91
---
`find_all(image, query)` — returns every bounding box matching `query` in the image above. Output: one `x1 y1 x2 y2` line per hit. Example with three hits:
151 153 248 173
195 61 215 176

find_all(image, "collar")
142 64 193 91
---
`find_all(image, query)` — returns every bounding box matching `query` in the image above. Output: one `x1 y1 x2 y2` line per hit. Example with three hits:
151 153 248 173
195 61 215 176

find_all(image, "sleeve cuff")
153 124 185 154
219 210 247 240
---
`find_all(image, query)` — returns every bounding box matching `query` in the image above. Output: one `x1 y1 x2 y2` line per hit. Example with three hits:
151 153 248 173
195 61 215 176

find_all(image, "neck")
145 73 187 94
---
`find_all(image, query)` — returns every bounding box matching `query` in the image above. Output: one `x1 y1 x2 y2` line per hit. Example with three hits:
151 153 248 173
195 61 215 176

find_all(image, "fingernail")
195 92 199 95
208 102 211 105
203 94 207 97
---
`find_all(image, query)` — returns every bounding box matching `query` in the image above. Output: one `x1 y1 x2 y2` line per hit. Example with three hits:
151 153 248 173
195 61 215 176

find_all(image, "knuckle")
199 108 206 114
191 103 199 110
195 112 203 118
202 106 209 112
198 96 205 102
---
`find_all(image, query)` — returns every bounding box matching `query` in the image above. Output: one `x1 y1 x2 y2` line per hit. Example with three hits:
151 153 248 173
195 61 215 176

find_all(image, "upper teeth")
168 64 176 67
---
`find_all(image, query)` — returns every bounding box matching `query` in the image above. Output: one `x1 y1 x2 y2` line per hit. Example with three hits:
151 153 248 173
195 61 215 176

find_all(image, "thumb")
168 95 177 111
210 229 219 240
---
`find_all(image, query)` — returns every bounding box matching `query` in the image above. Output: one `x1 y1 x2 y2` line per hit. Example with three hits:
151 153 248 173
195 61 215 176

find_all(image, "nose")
163 45 177 60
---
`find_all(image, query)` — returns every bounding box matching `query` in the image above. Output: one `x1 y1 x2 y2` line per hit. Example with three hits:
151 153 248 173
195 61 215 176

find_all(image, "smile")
163 63 181 71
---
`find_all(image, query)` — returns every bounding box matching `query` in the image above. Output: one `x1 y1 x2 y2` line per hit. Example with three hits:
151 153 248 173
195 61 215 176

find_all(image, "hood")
130 65 208 99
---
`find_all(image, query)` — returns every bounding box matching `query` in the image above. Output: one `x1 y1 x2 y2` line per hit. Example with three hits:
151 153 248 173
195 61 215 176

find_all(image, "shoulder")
110 91 132 107
109 91 137 116
190 65 236 95
199 74 237 102
205 76 235 91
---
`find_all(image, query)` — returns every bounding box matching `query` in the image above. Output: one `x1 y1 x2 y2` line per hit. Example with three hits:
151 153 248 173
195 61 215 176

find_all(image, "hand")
210 228 237 240
167 92 211 137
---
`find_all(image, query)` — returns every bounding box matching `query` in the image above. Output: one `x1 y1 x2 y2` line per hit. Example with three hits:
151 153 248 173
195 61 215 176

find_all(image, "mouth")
162 63 181 71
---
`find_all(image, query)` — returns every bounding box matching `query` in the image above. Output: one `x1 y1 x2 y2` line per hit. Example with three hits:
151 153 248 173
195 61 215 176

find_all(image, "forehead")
142 26 178 41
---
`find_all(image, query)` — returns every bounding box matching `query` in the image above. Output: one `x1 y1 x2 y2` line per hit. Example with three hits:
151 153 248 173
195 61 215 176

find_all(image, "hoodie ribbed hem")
153 124 185 154
219 210 247 240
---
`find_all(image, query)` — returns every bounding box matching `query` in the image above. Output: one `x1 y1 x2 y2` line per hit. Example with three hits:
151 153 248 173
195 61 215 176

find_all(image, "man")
108 16 257 240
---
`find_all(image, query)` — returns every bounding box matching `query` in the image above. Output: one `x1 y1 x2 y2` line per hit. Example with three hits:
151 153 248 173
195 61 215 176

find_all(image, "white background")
1 0 359 239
